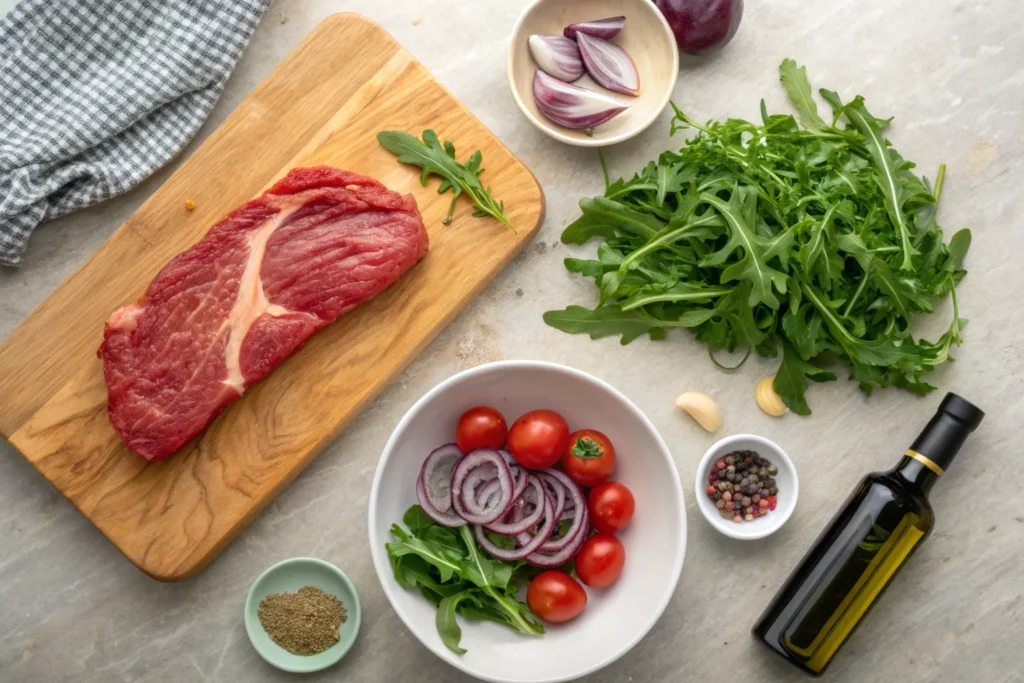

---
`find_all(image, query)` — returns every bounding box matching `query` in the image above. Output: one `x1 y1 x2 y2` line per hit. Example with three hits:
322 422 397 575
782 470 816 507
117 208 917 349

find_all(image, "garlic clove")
674 391 722 432
756 376 787 417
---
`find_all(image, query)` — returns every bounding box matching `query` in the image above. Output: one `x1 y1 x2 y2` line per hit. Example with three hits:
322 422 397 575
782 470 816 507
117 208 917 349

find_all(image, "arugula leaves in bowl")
386 505 543 655
545 59 971 414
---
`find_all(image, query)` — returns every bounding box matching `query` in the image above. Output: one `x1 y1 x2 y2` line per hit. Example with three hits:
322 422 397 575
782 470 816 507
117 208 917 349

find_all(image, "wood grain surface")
0 14 545 581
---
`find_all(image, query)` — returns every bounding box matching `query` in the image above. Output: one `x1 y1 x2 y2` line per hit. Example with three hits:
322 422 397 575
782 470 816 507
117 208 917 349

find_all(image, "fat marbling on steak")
100 167 429 461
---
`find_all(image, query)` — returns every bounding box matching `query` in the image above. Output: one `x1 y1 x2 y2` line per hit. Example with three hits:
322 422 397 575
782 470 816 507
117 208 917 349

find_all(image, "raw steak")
101 167 429 461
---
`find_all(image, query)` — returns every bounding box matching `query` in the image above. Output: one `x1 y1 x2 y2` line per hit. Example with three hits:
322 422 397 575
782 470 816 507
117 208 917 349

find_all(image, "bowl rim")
367 360 686 683
506 0 680 148
243 556 362 673
694 434 799 541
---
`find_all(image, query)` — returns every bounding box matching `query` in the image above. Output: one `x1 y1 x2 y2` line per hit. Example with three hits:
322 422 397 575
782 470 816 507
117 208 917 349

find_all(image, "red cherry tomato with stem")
561 429 616 487
507 409 570 469
455 406 507 453
587 482 635 534
526 570 587 623
575 534 626 588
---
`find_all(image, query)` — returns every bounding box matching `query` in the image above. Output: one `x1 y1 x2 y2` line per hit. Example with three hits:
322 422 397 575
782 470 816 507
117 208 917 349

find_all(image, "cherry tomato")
561 429 616 487
456 406 507 452
507 409 570 469
587 482 635 534
526 570 587 623
575 534 625 588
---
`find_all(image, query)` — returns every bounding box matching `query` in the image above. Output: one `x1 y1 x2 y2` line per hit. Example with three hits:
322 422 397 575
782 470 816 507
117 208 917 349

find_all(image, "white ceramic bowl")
369 361 686 683
507 0 679 147
694 434 798 541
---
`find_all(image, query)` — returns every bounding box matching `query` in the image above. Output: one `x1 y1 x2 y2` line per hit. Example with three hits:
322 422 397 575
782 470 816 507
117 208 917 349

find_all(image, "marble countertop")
2 1 1022 681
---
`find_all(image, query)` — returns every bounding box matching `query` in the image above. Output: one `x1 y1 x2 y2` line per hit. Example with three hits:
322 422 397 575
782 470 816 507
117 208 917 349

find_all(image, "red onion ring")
526 504 590 567
416 476 466 527
418 443 462 513
451 449 515 525
474 496 557 561
484 475 547 535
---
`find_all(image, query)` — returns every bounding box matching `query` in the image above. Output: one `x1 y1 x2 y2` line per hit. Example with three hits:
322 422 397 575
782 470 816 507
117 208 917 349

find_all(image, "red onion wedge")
526 504 589 567
564 15 626 40
528 35 585 82
451 449 514 525
418 443 462 513
416 476 467 527
474 496 557 561
533 70 629 129
485 476 548 535
576 33 641 96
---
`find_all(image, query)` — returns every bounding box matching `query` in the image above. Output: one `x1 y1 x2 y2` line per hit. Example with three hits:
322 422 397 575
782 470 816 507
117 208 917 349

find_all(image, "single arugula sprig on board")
544 58 971 414
386 505 543 655
377 129 514 231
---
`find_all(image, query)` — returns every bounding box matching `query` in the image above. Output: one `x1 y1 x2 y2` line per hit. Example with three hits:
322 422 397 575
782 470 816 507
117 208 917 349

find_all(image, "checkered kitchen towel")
0 0 271 267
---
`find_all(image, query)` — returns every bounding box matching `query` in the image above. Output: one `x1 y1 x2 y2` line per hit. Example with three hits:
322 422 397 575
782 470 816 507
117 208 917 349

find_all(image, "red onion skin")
654 0 744 56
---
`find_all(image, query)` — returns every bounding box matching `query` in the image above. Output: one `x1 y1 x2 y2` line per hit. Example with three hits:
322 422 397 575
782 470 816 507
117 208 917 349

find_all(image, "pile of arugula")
386 505 543 655
544 59 971 414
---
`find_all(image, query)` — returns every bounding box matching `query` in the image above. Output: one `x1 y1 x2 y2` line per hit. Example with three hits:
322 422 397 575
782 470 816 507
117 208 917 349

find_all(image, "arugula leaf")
700 186 792 309
544 58 971 414
377 130 513 230
386 505 543 655
543 304 662 344
436 591 473 655
774 341 837 415
780 58 827 130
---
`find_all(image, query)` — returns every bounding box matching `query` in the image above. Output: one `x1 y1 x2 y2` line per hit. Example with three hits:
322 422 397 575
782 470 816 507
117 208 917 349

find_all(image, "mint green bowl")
244 557 361 673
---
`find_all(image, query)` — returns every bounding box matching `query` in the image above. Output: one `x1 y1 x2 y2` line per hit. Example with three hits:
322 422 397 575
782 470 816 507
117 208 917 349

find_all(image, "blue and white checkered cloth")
0 0 270 267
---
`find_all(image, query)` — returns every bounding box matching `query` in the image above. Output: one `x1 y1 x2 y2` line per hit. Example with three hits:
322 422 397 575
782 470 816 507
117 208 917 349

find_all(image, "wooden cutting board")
0 14 544 581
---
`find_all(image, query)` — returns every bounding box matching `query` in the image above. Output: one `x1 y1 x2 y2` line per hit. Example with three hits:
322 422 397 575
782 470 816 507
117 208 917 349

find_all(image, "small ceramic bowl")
508 0 679 147
244 557 362 673
695 434 798 540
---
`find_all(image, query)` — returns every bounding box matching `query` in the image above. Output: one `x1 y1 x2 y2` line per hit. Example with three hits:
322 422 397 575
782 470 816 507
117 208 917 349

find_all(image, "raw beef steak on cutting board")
100 167 429 461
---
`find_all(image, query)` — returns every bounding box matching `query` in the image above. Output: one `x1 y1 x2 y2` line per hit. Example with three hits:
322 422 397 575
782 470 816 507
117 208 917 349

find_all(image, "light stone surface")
2 1 1023 681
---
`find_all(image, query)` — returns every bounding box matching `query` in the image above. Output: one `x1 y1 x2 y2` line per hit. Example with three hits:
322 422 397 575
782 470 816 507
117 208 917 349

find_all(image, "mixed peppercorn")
706 450 779 523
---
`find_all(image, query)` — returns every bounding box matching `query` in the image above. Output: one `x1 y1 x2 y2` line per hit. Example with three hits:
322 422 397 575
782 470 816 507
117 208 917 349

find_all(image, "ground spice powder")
257 585 347 656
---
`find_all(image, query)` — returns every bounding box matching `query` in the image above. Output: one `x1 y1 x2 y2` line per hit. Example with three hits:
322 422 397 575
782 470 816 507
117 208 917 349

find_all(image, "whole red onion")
655 0 744 56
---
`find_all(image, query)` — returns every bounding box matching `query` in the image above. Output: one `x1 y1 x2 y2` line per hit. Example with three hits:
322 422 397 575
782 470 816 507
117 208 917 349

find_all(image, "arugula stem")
933 163 947 202
709 345 753 370
598 148 610 192
842 272 869 317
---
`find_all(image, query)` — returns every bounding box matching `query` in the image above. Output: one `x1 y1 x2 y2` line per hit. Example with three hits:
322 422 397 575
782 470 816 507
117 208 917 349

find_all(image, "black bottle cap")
937 392 985 432
909 392 984 474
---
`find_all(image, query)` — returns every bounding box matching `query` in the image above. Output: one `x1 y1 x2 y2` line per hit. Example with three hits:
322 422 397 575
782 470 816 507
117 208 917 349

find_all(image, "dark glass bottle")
752 393 984 676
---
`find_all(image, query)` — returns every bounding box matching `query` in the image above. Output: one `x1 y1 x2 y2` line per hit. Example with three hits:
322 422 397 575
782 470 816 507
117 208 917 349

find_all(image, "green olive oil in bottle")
752 393 984 676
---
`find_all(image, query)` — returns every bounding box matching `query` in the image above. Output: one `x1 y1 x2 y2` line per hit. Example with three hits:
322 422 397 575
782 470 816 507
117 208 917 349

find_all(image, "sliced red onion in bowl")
474 496 557 561
485 475 547 535
576 33 641 96
528 35 585 82
501 451 530 502
475 479 502 511
531 469 586 552
462 462 500 514
526 505 589 567
416 476 467 527
564 15 626 40
451 449 515 525
418 443 462 513
532 70 629 130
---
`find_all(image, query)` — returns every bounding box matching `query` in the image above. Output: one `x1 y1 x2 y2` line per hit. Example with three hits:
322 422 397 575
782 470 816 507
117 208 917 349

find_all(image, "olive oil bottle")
752 393 984 676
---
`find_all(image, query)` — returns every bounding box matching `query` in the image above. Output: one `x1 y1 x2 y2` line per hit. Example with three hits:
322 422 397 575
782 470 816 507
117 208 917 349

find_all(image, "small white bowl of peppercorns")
695 434 798 540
